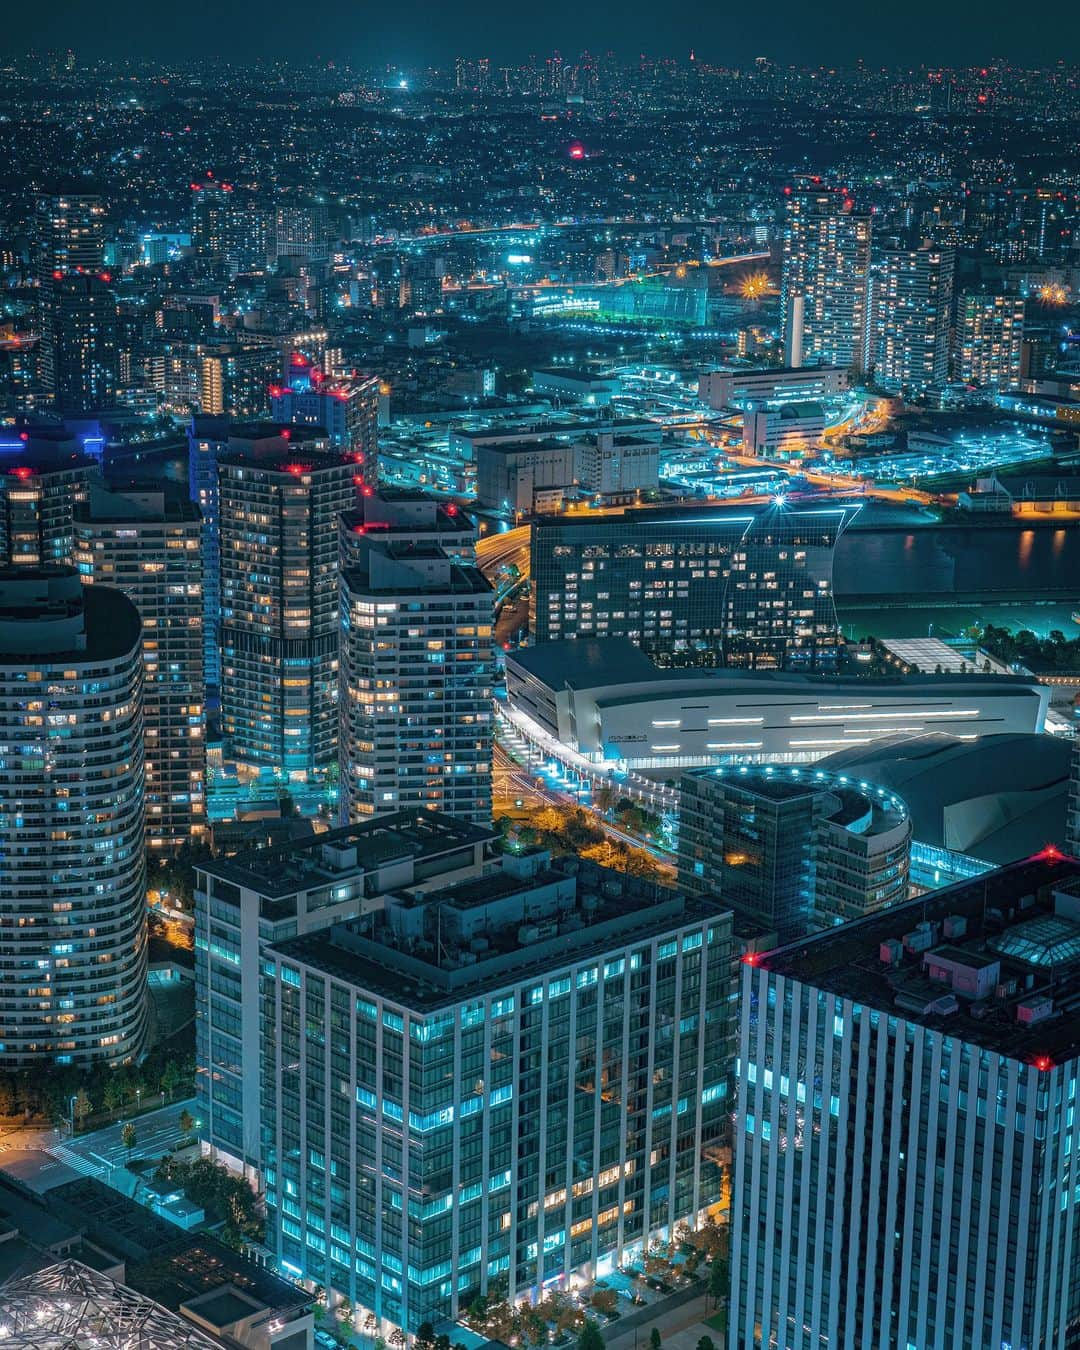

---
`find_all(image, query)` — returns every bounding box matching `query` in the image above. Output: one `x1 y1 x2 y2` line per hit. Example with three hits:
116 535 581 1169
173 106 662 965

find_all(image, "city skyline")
3 16 1078 69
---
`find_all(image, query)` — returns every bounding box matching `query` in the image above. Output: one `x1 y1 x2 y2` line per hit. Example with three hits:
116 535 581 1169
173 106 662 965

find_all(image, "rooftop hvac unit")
1017 997 1054 1026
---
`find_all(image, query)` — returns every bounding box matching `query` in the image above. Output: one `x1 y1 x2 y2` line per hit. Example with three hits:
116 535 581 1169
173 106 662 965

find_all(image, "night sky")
4 0 1078 69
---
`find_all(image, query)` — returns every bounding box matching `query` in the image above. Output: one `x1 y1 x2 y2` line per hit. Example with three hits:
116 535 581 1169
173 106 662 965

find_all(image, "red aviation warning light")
568 142 585 160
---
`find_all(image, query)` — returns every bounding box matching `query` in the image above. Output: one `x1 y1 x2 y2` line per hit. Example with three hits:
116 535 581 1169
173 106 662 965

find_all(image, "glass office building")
260 851 732 1332
732 852 1080 1349
531 503 857 670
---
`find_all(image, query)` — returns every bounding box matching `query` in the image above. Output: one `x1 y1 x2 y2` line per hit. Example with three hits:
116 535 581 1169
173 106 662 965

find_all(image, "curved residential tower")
0 567 146 1067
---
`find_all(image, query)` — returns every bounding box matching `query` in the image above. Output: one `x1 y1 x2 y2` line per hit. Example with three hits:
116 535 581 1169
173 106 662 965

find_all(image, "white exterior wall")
533 681 1047 770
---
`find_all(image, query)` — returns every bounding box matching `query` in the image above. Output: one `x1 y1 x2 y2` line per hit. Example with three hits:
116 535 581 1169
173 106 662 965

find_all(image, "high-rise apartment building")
74 487 206 852
188 418 333 693
34 193 106 400
260 849 732 1330
340 536 494 824
339 487 478 568
34 192 107 277
1068 736 1080 856
732 851 1080 1349
271 366 379 487
678 764 911 941
0 447 97 567
187 416 227 692
954 290 1026 390
0 568 146 1066
530 503 857 670
273 204 330 261
49 275 120 413
874 243 955 394
194 812 494 1182
218 448 356 784
781 189 872 371
191 182 269 277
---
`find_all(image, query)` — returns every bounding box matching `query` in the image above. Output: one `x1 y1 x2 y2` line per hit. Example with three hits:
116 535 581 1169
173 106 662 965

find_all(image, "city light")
4 40 1080 1350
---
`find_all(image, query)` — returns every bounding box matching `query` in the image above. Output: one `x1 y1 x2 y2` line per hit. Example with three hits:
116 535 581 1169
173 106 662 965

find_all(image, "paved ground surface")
606 1290 724 1350
0 1096 197 1192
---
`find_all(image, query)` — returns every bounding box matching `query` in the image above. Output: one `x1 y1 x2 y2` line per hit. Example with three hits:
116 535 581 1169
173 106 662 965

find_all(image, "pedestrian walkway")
44 1141 106 1180
604 1290 724 1350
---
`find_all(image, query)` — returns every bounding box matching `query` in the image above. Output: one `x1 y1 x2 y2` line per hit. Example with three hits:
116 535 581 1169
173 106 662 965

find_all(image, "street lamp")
69 1094 77 1138
135 1088 141 1116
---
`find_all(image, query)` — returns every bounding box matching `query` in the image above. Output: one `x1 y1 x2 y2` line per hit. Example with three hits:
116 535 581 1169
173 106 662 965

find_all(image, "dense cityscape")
0 35 1079 1350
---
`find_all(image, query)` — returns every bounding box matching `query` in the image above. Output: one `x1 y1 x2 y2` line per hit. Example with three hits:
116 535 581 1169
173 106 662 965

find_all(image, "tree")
121 1122 137 1157
577 1321 605 1350
160 1061 182 1101
709 1259 728 1309
415 1323 436 1350
649 1330 662 1350
103 1077 124 1121
590 1289 617 1316
335 1303 354 1345
388 1330 406 1350
0 1078 15 1119
73 1088 92 1129
696 1338 715 1350
179 1108 195 1137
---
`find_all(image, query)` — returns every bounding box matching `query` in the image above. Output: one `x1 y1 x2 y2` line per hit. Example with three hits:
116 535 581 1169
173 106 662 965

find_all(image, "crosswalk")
45 1141 105 1179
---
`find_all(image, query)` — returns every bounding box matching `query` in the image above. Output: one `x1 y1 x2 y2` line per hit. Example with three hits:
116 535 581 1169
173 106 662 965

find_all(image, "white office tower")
340 535 494 825
732 852 1080 1350
0 568 147 1066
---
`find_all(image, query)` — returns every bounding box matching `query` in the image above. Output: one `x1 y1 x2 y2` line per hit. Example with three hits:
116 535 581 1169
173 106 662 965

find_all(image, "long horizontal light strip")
651 720 681 727
651 744 681 752
707 717 765 725
789 708 982 723
706 741 765 750
789 737 874 747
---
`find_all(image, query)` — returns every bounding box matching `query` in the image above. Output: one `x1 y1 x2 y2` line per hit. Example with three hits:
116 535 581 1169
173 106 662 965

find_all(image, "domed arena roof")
817 732 1071 865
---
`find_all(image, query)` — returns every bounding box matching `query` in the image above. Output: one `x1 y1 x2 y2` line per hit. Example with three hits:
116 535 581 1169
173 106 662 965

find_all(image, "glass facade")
733 964 1080 1349
531 505 853 671
679 766 911 941
261 897 732 1331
